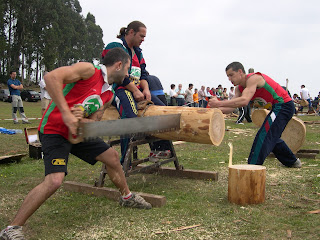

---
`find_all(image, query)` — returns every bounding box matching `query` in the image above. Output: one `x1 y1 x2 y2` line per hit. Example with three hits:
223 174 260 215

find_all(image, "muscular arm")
125 82 144 101
44 62 95 135
140 79 151 101
209 75 262 113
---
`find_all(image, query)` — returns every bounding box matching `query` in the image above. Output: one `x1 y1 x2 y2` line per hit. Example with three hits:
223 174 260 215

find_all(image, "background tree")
0 0 104 86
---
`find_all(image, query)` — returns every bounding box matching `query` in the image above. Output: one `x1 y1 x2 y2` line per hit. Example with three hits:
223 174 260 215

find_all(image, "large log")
251 109 306 153
228 164 266 205
102 106 225 146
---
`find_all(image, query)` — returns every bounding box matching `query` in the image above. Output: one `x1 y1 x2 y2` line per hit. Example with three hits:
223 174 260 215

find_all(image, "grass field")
0 100 319 240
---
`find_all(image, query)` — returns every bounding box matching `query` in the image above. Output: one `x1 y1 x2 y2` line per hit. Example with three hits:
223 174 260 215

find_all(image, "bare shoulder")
71 62 95 80
246 74 265 88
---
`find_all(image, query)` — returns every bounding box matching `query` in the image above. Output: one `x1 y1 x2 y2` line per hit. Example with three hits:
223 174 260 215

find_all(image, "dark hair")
102 48 130 67
171 84 175 89
117 21 146 38
189 83 193 88
248 68 254 73
226 62 246 74
9 71 16 74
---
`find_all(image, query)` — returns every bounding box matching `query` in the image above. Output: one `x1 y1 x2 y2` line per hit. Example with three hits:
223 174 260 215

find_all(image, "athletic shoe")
0 226 25 240
280 158 302 168
119 193 152 209
291 158 302 168
148 150 171 163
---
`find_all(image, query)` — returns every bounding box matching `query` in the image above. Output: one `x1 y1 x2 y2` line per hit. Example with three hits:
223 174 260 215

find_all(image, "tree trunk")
228 164 266 205
102 105 225 146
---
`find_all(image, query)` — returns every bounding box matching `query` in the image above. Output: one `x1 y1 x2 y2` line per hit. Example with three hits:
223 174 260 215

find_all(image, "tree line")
0 0 104 85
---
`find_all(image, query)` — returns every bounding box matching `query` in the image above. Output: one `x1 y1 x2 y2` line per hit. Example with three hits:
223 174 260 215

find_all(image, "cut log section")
228 164 266 205
102 106 225 146
251 109 306 153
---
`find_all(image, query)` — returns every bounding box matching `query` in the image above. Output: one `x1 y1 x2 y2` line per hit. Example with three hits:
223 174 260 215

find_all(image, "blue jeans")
114 88 170 164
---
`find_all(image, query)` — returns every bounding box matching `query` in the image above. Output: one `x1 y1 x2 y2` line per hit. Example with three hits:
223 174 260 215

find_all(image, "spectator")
185 83 193 107
205 86 212 101
39 71 51 116
7 71 30 124
175 84 185 106
193 88 199 107
198 86 207 108
300 85 312 112
222 88 228 100
169 84 178 106
292 93 301 114
147 74 167 105
229 86 235 100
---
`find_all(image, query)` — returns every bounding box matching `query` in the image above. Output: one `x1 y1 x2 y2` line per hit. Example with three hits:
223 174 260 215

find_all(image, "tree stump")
251 109 306 153
228 165 266 205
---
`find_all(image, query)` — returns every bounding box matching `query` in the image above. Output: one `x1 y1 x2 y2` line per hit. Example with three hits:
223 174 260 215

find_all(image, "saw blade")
80 114 181 140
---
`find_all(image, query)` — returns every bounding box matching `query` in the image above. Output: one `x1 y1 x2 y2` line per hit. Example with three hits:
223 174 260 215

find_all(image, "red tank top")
238 72 292 109
38 67 113 139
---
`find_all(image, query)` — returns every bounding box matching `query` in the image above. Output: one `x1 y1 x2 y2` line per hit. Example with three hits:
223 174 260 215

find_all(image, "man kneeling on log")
209 62 301 168
0 48 151 240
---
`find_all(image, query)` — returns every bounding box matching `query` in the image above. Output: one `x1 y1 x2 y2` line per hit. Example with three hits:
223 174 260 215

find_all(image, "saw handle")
68 104 85 144
68 123 84 144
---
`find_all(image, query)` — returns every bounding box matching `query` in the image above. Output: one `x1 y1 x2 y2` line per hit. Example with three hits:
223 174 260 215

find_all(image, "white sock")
122 192 133 200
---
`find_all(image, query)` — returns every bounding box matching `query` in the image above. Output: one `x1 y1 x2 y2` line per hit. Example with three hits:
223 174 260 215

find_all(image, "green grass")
0 101 319 240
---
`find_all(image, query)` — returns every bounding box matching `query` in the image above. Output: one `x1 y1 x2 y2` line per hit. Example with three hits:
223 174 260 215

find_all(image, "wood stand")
228 165 266 205
65 137 218 208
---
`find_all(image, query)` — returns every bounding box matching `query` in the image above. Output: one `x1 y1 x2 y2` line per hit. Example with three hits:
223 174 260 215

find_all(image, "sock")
6 226 13 230
122 192 133 200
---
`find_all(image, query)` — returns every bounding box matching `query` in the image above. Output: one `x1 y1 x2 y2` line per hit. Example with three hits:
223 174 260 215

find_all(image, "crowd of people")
169 83 236 108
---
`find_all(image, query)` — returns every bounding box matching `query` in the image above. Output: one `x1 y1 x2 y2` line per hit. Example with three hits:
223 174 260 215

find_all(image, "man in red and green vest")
209 62 301 168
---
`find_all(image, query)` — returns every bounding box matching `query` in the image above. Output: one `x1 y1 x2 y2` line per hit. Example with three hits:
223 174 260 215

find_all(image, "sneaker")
291 158 302 168
0 226 25 240
119 193 152 209
148 150 171 163
280 158 302 168
148 151 159 163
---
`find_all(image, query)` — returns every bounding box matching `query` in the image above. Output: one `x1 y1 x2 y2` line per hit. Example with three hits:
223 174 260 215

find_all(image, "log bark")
228 164 266 205
251 109 306 153
102 106 225 146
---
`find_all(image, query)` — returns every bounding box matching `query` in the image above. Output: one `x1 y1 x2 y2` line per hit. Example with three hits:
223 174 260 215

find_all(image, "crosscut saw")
69 114 181 144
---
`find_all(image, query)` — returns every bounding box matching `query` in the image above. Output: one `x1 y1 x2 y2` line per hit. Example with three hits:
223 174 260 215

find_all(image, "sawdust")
228 128 254 135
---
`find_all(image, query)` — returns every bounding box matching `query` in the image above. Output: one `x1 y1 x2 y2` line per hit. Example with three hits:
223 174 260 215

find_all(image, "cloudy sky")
79 0 320 98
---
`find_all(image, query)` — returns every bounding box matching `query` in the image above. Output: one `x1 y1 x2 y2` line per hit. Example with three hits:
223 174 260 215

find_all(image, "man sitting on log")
209 62 301 168
0 48 151 240
102 21 172 164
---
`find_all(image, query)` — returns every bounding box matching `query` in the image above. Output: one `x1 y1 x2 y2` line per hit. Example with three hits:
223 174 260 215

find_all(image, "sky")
78 0 320 98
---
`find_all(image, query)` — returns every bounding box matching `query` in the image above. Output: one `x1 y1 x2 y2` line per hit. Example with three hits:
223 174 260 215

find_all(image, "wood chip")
307 209 320 214
287 229 292 239
155 224 201 234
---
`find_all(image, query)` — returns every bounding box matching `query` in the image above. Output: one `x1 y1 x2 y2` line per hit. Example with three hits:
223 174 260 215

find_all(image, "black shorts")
39 133 110 176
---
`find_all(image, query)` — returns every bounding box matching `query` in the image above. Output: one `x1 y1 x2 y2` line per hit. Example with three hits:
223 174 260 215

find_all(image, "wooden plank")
63 181 166 207
268 153 317 159
134 166 218 181
298 149 320 154
0 154 26 163
304 121 320 125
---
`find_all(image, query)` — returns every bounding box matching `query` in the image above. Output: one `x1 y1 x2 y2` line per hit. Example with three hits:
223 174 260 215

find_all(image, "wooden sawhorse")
64 137 218 207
